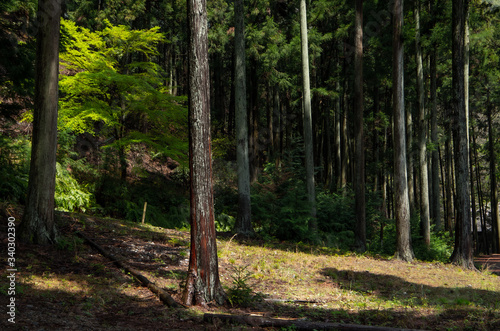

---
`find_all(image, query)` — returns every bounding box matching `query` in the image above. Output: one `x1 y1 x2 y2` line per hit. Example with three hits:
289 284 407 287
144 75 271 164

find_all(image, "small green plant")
225 265 261 307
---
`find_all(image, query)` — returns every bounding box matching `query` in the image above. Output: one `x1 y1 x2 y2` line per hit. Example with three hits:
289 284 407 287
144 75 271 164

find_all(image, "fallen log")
203 313 424 331
76 231 184 308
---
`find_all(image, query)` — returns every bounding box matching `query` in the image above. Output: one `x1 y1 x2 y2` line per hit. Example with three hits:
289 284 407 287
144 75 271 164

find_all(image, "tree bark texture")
430 49 441 230
183 0 225 306
299 0 317 230
392 0 414 262
233 0 253 236
414 0 431 247
354 0 366 252
487 93 500 253
19 0 62 245
450 0 474 269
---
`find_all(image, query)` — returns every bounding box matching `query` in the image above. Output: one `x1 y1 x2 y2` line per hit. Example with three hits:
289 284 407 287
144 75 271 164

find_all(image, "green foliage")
316 191 355 249
413 229 454 263
252 160 313 242
225 265 262 307
369 216 454 263
215 213 235 232
55 162 92 213
0 135 30 203
59 19 188 163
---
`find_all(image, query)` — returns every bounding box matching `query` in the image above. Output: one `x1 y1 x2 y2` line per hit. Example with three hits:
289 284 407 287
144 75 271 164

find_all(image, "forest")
0 0 500 329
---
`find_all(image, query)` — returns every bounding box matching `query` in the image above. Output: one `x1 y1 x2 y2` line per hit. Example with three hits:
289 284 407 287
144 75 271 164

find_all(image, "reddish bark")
182 0 225 306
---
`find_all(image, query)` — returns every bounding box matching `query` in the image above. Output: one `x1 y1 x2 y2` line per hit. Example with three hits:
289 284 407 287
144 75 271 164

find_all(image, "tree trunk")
392 0 414 262
335 76 341 192
430 49 441 231
249 59 260 183
299 0 317 230
340 60 349 193
472 125 490 254
273 85 281 167
487 92 500 253
354 0 366 252
183 0 225 306
444 122 454 236
414 0 430 247
450 0 474 269
233 0 253 236
406 104 415 216
19 0 61 245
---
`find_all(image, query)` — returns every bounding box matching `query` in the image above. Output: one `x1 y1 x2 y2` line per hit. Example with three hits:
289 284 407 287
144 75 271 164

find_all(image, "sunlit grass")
217 235 500 320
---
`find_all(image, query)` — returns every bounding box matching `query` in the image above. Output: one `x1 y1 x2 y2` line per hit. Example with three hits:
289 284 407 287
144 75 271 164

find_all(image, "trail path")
475 254 500 275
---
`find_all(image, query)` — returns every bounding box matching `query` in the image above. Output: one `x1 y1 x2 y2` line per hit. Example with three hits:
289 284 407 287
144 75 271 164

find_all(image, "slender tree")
430 46 441 230
233 0 253 236
182 0 225 306
299 0 317 231
18 0 62 245
354 0 366 252
392 0 414 262
414 0 430 247
450 0 474 269
487 91 500 253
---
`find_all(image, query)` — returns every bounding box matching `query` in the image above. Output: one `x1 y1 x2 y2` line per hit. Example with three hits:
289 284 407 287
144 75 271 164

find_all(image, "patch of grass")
217 235 500 329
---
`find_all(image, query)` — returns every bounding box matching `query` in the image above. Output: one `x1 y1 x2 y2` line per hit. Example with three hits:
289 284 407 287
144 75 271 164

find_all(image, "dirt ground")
1 208 499 330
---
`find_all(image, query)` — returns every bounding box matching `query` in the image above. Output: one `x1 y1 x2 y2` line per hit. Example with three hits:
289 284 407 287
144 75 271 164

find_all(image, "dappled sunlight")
215 235 499 329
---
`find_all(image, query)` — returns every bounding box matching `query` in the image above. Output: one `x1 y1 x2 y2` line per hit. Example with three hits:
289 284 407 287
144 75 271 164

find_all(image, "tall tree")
392 0 414 262
233 0 253 236
430 44 441 230
450 0 474 269
182 0 225 306
354 0 366 252
486 91 499 253
299 0 317 232
18 0 62 245
414 0 430 247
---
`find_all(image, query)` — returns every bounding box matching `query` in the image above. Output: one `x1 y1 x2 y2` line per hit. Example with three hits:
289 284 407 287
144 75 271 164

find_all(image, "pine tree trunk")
354 0 366 252
183 0 225 306
249 59 260 183
445 134 455 236
406 104 415 216
472 126 490 254
392 0 414 262
414 0 430 247
335 74 341 192
487 93 500 253
233 0 253 236
430 49 441 231
273 85 281 167
19 0 61 245
340 63 349 193
299 0 317 229
450 0 474 269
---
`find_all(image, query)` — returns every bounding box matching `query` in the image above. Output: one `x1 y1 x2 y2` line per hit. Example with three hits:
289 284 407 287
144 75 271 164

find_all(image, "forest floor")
1 206 499 330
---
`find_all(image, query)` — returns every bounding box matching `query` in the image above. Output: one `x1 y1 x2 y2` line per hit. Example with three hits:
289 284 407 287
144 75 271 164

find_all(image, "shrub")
55 162 93 212
251 161 312 241
0 135 30 203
